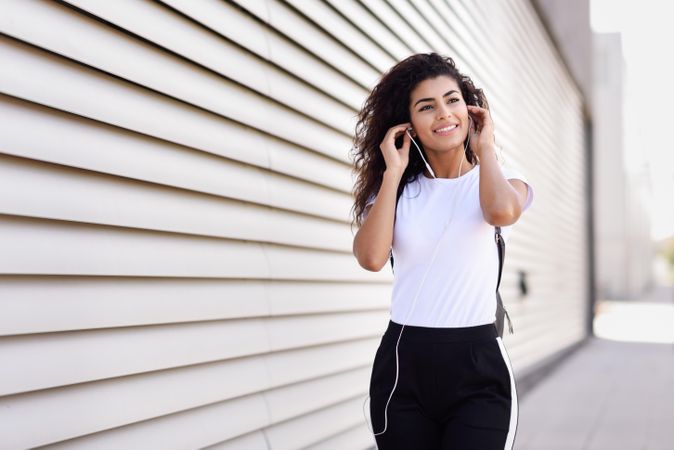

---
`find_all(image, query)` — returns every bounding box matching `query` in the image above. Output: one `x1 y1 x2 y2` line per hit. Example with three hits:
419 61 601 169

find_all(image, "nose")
435 101 454 120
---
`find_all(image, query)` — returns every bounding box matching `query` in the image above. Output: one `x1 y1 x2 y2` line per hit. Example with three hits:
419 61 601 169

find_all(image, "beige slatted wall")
0 0 587 448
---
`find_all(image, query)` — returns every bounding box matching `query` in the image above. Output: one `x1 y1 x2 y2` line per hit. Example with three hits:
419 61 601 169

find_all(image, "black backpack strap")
495 226 504 290
494 226 513 334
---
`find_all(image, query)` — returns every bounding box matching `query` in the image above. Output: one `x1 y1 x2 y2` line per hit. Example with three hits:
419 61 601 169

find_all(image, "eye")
419 97 460 112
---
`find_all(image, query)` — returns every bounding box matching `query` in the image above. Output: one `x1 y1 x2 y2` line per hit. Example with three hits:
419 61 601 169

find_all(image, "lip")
433 123 460 136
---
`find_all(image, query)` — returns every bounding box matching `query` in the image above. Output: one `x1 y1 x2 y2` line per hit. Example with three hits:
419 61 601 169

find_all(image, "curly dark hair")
349 52 491 232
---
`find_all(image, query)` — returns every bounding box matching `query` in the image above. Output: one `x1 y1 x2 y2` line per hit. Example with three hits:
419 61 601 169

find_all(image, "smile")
433 124 458 136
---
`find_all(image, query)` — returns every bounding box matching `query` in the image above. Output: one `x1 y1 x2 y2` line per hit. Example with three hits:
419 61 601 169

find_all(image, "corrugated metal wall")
0 0 588 448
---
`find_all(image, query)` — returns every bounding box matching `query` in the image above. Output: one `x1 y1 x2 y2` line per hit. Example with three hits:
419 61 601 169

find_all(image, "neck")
424 148 474 179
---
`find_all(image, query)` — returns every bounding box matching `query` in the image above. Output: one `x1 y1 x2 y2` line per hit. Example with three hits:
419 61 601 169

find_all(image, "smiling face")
408 75 470 153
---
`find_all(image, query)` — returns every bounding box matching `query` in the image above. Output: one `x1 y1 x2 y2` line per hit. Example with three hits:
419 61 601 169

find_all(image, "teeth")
435 125 457 133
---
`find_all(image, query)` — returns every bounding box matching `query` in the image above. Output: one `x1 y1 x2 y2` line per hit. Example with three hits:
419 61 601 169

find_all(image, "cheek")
412 114 432 133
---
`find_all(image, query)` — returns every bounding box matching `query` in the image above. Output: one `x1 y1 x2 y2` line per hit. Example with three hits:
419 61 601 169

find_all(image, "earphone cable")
363 120 473 436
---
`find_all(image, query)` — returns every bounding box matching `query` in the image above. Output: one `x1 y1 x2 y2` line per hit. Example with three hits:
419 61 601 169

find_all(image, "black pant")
368 320 518 449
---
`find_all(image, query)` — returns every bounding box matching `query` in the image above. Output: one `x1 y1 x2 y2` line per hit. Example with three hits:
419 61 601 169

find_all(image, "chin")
432 137 462 148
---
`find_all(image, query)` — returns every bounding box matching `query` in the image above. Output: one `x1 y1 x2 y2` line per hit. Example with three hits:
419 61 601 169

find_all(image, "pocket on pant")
469 340 511 392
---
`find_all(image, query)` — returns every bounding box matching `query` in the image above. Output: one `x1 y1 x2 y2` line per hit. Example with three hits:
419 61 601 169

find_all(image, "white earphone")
363 112 476 437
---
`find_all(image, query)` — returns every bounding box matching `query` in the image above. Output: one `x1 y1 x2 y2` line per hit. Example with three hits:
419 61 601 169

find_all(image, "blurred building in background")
592 31 654 300
0 1 597 448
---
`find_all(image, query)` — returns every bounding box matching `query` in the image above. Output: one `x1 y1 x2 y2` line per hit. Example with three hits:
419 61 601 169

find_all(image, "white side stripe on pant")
495 336 518 450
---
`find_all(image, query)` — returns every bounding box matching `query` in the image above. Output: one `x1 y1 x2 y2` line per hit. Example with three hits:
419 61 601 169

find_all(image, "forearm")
478 147 521 223
353 169 402 271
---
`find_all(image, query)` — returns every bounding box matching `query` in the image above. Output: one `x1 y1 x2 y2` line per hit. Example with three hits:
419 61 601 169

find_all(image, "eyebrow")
413 90 459 107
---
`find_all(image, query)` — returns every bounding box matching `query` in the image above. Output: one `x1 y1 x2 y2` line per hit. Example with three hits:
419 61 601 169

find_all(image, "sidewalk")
515 285 674 450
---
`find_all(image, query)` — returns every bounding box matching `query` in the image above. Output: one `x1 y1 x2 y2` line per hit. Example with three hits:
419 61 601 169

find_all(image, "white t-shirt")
362 163 534 328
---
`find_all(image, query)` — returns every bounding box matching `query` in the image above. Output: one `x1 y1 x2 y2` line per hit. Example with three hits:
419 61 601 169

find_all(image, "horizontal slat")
0 312 388 395
0 277 265 336
0 154 353 250
0 95 352 206
0 215 267 276
203 431 268 450
0 35 351 164
0 276 390 335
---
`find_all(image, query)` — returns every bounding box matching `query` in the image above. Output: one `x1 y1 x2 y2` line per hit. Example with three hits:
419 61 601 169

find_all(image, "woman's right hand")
379 122 412 176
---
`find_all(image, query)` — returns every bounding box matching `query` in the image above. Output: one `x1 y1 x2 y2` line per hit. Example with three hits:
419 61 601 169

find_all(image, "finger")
394 125 412 139
467 105 486 115
392 122 411 129
386 123 412 140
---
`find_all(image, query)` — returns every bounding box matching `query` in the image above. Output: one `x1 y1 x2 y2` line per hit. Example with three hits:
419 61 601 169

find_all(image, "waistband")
383 320 497 343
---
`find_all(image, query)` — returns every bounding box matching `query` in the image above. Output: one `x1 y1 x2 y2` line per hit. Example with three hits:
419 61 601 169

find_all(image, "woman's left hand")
466 104 496 158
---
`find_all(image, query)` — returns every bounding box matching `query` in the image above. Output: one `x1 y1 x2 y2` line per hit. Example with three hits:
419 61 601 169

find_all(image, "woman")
350 53 534 449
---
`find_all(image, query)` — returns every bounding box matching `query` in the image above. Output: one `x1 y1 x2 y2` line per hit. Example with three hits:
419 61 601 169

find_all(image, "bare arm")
478 147 527 226
353 169 403 271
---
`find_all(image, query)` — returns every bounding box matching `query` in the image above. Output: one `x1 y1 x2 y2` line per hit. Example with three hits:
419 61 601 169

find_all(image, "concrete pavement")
515 285 674 450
